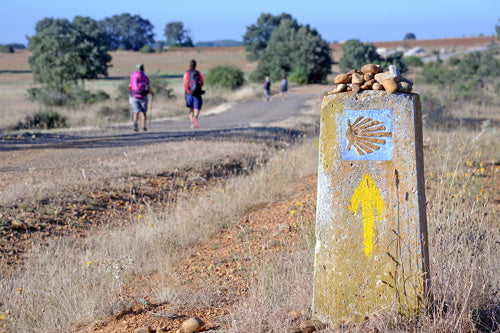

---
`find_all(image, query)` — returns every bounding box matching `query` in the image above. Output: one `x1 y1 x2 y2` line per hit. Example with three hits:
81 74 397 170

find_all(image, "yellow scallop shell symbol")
346 116 392 155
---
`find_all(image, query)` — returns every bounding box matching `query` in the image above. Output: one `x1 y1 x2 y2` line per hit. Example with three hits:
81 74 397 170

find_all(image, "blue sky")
1 0 498 45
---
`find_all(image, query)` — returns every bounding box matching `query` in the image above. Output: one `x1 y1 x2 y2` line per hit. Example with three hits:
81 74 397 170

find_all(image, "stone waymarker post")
313 90 429 322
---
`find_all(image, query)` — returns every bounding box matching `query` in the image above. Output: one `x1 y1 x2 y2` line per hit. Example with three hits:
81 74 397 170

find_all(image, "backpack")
280 79 287 91
129 71 149 97
186 70 202 96
263 81 270 90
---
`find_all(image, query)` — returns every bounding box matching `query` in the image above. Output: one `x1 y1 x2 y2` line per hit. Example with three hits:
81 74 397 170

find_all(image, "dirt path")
0 85 324 152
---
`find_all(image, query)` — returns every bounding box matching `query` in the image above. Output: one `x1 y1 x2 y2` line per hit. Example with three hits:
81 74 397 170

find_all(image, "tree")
9 43 26 49
102 13 155 51
28 17 111 98
164 22 193 47
242 13 296 61
156 41 165 53
72 16 112 78
404 32 416 40
338 39 380 73
496 19 500 40
0 44 14 53
254 18 332 83
339 39 408 74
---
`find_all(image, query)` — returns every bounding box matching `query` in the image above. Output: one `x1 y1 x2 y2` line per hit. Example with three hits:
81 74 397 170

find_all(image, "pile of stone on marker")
328 64 413 94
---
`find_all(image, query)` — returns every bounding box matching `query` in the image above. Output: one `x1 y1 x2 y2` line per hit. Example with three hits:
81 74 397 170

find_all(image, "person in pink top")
129 64 154 131
183 59 204 128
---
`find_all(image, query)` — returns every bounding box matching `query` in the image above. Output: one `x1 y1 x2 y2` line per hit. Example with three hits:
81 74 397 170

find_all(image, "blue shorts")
131 96 148 114
185 94 202 110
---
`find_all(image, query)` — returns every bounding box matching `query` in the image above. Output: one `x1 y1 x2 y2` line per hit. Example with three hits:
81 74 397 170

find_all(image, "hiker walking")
263 76 271 101
183 59 204 128
280 75 288 100
129 64 154 131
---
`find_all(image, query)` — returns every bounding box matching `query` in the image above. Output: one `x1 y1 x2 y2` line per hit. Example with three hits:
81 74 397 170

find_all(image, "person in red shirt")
183 59 204 128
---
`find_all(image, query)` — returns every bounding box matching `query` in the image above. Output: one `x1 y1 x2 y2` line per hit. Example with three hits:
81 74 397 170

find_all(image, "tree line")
29 14 194 53
30 12 497 107
26 13 201 102
26 12 335 105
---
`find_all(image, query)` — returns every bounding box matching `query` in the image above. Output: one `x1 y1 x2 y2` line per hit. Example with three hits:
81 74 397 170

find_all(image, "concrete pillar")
313 90 429 322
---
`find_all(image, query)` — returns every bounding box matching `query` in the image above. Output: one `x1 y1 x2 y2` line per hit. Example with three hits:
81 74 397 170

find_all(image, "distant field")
0 46 252 82
1 36 497 80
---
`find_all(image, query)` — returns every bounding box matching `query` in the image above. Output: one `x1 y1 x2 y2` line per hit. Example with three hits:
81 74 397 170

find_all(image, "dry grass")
0 137 318 332
418 128 499 332
0 120 498 332
227 128 499 333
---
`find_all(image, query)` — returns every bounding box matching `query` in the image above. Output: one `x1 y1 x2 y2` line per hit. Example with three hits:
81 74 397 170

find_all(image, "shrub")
27 86 111 106
27 87 69 106
248 70 262 83
447 56 460 66
453 48 500 78
89 90 110 103
0 44 14 53
403 56 423 67
139 44 155 53
149 75 176 99
70 87 111 105
70 87 93 104
204 65 245 90
12 110 67 130
420 61 449 86
420 46 500 99
288 67 308 85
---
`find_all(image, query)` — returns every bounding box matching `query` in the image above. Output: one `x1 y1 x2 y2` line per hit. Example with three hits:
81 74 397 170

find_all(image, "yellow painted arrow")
349 173 385 257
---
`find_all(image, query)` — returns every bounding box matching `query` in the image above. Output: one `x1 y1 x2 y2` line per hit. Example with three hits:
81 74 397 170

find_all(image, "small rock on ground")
181 317 205 333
